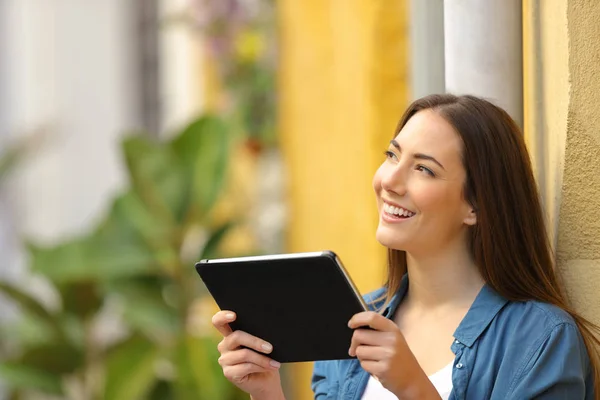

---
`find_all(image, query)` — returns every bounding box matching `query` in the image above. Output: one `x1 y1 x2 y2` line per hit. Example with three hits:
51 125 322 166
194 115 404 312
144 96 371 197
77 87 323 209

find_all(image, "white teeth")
384 203 415 217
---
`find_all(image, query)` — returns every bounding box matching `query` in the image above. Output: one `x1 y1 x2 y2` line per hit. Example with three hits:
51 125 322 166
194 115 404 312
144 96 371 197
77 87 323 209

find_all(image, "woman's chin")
375 228 410 251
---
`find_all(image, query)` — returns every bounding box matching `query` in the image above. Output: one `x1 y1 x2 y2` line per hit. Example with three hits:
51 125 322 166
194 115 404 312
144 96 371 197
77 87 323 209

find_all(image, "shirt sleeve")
506 322 592 399
311 360 332 399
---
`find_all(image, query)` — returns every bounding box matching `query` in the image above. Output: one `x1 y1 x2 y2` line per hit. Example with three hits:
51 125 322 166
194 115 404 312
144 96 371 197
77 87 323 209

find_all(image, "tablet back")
196 251 368 363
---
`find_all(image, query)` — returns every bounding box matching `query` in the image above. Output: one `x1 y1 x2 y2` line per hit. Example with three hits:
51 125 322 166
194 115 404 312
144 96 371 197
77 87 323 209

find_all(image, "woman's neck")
403 245 485 310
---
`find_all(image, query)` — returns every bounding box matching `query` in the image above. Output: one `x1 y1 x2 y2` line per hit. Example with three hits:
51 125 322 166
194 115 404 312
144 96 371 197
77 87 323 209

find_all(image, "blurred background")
1 0 600 399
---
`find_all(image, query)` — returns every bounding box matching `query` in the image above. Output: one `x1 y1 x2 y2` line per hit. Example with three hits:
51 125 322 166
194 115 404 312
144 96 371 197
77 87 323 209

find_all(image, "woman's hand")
348 311 441 400
212 311 285 400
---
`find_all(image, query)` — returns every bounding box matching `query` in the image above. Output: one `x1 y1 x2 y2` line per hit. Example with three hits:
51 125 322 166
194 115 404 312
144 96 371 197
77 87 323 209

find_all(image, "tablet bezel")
197 250 368 311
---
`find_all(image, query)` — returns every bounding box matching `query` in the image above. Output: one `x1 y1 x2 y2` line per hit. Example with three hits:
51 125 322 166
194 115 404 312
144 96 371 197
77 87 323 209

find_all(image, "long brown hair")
382 94 600 396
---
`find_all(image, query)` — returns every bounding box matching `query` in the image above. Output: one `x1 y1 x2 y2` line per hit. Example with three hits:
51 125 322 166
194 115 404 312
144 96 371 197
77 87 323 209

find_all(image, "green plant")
0 115 248 399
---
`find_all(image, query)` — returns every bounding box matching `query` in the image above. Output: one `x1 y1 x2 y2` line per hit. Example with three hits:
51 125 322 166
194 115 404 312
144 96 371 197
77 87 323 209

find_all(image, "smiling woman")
211 94 600 400
374 109 476 259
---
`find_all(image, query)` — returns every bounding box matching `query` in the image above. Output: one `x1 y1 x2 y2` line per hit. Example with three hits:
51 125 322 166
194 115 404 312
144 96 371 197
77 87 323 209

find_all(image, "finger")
223 362 270 383
354 344 392 361
221 330 274 355
218 348 281 370
349 328 385 357
353 328 386 346
348 311 395 331
212 311 236 337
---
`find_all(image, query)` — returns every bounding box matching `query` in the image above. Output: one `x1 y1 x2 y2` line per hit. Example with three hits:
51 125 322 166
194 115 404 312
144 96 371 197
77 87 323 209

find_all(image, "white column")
409 0 445 99
159 0 205 137
444 0 523 127
1 0 138 268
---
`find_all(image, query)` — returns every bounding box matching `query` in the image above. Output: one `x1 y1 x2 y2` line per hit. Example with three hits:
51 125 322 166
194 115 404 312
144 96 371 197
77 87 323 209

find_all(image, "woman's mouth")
383 202 416 220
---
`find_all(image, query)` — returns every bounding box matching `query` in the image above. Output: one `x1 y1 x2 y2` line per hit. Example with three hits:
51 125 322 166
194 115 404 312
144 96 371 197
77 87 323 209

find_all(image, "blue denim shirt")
312 275 593 399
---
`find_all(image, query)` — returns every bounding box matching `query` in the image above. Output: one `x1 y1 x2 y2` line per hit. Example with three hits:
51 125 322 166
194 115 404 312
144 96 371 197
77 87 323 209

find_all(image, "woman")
212 94 600 399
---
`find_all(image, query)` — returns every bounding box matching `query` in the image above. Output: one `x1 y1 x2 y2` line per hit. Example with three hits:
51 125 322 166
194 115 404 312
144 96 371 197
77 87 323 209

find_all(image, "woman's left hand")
348 311 440 399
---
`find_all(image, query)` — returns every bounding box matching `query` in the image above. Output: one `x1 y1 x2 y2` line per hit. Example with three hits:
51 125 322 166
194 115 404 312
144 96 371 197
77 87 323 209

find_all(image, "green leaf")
107 278 179 338
171 115 230 223
18 342 84 375
60 280 103 319
200 222 235 261
104 335 159 400
110 190 176 249
28 239 85 284
0 312 57 349
122 135 187 224
148 380 174 400
0 281 66 341
28 234 158 285
100 191 180 274
0 362 63 395
7 389 24 400
173 335 233 400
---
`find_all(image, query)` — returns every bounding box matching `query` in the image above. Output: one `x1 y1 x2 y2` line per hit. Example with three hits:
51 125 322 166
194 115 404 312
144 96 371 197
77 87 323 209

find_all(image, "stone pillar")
444 0 523 128
409 0 445 99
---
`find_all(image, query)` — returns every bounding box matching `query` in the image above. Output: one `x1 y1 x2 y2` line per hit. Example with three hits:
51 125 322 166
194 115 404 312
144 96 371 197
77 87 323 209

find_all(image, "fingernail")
270 360 281 368
262 343 273 352
226 313 235 320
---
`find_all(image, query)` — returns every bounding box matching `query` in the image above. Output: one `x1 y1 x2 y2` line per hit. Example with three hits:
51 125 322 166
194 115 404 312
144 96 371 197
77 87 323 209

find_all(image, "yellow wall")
524 0 600 324
556 1 600 322
278 1 409 398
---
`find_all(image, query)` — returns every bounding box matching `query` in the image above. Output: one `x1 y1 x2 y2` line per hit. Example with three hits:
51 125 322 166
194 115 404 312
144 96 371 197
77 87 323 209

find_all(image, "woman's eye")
383 150 397 160
416 165 435 177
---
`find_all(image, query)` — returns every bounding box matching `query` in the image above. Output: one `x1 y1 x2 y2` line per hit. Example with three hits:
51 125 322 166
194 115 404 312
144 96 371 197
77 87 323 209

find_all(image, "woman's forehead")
394 110 463 158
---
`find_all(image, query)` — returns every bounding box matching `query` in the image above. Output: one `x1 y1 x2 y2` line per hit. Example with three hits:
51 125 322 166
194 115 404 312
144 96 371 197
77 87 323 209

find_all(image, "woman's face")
373 109 476 254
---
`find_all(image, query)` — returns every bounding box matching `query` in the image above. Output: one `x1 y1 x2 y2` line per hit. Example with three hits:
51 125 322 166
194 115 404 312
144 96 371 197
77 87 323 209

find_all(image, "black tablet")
195 250 368 363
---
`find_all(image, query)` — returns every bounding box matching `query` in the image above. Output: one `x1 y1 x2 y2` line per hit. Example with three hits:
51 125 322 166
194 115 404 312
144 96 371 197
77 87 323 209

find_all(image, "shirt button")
456 363 464 369
454 340 460 344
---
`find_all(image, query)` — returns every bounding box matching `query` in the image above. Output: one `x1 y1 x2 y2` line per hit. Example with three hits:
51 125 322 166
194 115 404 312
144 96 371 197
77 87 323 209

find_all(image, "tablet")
195 250 368 363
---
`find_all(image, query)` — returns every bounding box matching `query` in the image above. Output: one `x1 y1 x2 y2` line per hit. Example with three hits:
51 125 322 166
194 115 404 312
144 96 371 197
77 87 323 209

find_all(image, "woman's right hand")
212 310 285 400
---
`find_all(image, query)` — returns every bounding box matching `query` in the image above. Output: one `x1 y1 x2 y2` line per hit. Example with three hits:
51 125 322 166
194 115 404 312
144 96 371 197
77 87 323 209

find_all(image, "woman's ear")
464 207 477 226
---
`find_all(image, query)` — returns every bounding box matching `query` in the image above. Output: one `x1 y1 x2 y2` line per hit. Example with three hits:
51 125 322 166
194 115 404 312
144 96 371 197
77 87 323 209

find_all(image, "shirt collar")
453 284 508 347
381 274 409 318
380 274 509 347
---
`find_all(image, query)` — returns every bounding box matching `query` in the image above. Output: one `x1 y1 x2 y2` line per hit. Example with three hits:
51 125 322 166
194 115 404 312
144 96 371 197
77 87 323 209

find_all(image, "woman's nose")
381 166 407 195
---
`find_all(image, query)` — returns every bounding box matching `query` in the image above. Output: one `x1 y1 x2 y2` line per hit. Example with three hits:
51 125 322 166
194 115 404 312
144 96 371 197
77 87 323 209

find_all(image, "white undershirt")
360 361 454 400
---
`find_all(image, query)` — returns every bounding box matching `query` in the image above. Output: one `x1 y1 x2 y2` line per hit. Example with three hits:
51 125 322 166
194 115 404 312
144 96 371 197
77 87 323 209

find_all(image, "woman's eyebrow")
390 139 446 170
